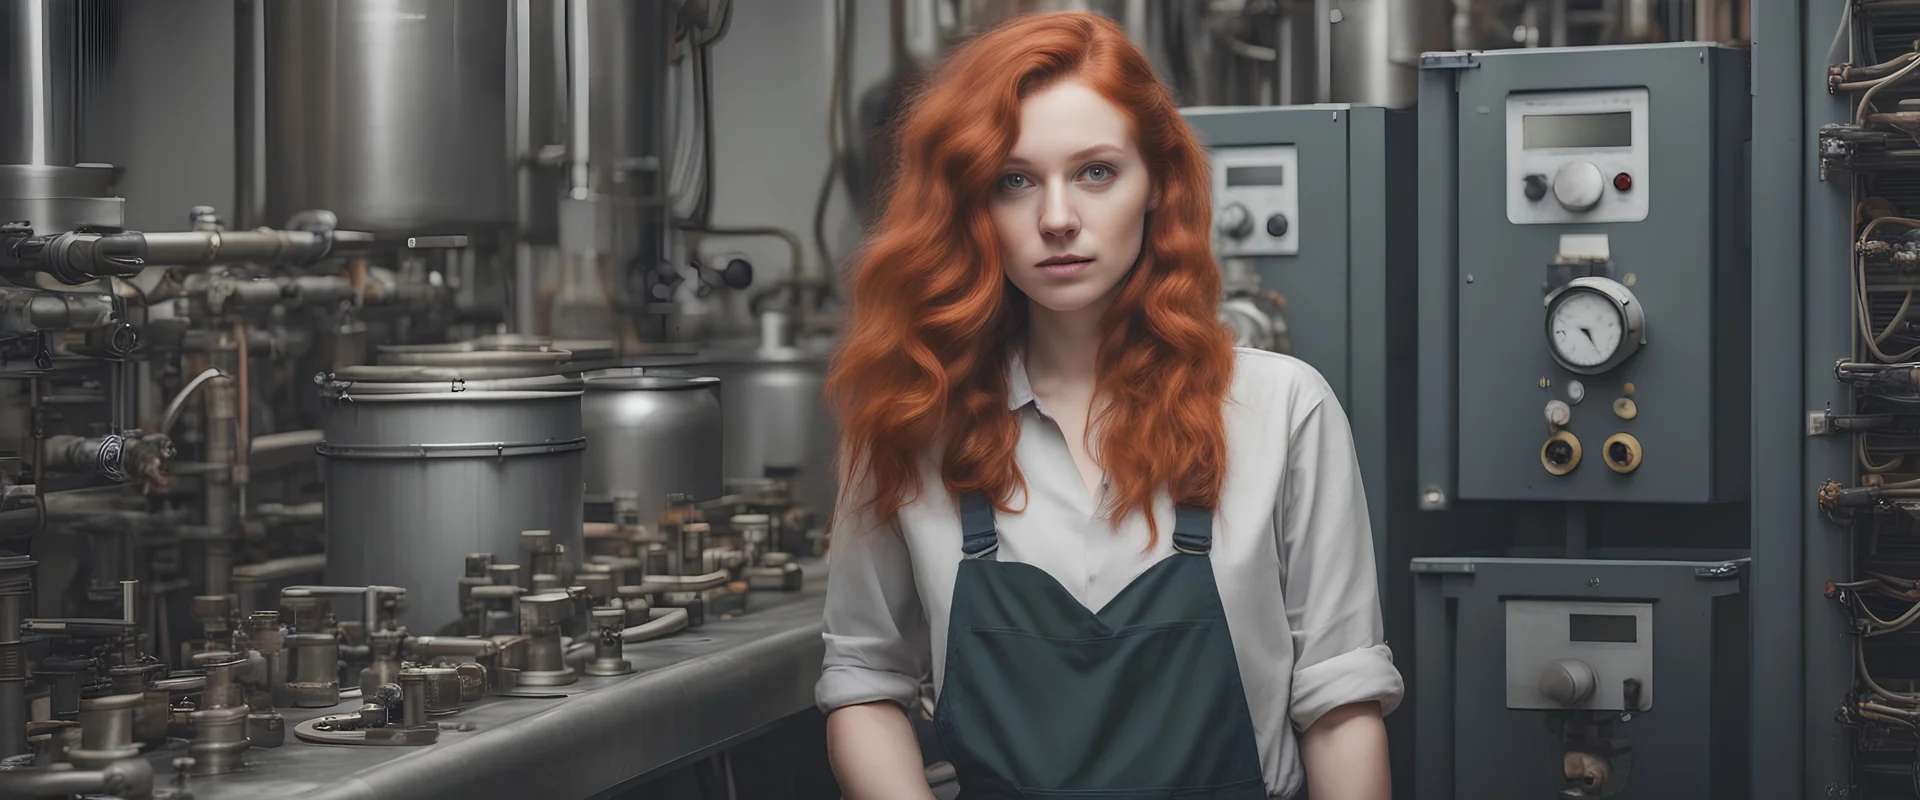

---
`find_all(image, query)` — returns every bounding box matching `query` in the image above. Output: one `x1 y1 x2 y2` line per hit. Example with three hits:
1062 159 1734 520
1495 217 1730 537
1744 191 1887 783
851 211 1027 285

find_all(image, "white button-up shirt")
817 347 1403 799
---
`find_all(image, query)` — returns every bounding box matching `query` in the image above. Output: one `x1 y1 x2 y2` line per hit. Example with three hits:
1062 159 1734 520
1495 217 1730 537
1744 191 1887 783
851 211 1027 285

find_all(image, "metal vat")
580 370 724 527
259 0 514 232
694 342 839 519
0 164 122 233
318 362 584 634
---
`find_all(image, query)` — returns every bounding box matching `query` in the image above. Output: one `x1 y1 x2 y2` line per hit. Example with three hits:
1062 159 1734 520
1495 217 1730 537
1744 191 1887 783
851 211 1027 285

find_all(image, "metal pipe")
140 229 332 267
248 429 322 473
405 636 500 659
232 555 327 584
236 0 267 230
563 605 688 656
232 320 250 519
202 375 238 598
0 286 115 335
0 761 150 798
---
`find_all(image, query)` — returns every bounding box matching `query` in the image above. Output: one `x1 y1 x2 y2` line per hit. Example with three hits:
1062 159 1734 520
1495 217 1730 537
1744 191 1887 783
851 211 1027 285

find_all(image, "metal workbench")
172 568 828 800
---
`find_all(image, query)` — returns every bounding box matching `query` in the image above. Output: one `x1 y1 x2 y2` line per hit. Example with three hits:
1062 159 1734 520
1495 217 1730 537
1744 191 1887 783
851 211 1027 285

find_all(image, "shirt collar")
1005 347 1037 411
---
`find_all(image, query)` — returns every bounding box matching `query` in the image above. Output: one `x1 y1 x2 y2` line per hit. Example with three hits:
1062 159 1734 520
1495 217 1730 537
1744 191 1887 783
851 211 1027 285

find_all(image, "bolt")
1588 578 1601 587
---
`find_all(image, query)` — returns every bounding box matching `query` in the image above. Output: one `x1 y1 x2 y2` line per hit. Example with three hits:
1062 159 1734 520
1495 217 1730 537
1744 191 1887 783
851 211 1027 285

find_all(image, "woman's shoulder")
1227 347 1336 417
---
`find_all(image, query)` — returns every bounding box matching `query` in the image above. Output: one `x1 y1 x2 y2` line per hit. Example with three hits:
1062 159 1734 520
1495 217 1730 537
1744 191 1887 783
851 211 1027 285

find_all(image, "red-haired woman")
817 11 1400 799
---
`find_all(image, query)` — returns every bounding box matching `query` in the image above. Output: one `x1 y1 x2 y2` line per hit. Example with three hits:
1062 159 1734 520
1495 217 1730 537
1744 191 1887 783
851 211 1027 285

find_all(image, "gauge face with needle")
1543 276 1645 375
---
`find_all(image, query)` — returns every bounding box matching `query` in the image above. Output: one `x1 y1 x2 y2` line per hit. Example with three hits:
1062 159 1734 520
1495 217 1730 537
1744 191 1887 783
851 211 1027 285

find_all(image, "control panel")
1504 599 1653 712
1418 44 1748 505
1208 144 1300 258
1506 88 1650 225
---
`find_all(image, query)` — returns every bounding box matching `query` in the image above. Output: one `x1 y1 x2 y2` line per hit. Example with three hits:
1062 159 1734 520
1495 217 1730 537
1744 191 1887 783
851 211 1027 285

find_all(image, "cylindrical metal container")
0 0 117 169
694 342 839 519
580 369 723 525
0 165 122 233
260 0 514 232
318 359 585 634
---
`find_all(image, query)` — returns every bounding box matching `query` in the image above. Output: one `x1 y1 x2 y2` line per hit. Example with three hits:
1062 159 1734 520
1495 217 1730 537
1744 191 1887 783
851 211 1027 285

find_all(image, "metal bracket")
1420 51 1480 70
1808 409 1835 436
1694 562 1742 580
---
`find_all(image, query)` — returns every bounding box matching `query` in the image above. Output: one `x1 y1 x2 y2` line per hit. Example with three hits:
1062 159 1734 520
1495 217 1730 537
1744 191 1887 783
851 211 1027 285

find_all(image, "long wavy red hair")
827 11 1234 544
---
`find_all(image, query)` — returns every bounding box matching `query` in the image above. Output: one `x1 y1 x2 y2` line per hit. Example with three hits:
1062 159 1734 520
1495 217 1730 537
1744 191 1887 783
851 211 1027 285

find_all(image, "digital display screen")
1226 165 1286 187
1568 613 1638 643
1523 112 1633 149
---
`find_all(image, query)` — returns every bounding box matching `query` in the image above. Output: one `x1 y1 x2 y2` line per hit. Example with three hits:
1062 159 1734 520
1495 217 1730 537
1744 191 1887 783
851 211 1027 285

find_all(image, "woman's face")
990 79 1153 316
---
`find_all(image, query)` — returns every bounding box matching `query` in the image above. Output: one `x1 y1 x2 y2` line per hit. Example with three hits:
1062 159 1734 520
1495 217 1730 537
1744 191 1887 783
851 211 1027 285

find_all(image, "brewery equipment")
580 369 725 525
318 357 586 633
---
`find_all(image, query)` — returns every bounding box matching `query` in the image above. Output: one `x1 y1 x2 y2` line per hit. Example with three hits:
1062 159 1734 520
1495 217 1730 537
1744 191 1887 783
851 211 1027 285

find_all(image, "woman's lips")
1037 259 1093 278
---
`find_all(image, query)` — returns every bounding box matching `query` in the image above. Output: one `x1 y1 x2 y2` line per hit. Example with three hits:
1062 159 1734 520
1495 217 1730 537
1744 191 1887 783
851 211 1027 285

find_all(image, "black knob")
721 258 754 289
1608 441 1632 465
1545 440 1574 466
1524 174 1549 202
1264 213 1289 238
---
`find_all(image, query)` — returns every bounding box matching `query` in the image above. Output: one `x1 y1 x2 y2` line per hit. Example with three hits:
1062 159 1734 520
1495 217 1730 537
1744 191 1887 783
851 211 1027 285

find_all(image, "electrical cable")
1856 54 1920 125
1829 1 1855 69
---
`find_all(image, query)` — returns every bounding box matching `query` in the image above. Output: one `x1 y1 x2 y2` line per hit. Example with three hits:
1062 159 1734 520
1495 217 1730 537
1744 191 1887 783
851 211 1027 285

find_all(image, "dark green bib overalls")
932 492 1269 798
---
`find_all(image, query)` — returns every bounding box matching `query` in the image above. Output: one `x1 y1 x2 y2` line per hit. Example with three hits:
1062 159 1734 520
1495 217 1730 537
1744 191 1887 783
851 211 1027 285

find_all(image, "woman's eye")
1000 174 1031 191
1082 165 1114 182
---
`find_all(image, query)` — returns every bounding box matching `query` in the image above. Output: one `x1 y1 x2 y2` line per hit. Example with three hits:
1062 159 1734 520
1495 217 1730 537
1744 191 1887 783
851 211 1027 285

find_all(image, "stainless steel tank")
260 0 514 232
318 357 584 634
0 164 122 233
0 1 125 232
0 0 116 169
694 341 839 519
580 369 724 526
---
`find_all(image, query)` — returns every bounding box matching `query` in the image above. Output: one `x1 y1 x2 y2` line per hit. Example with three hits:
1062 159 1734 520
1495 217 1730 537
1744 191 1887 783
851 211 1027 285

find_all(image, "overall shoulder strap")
1171 506 1214 556
958 492 1000 559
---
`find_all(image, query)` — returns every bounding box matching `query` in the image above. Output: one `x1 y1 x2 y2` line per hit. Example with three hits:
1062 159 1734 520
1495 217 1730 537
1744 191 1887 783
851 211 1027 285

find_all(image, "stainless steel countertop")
167 566 827 799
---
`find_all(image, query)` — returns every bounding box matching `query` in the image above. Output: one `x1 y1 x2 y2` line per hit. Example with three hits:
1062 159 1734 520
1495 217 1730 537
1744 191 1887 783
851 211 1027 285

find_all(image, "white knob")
1544 400 1572 427
1552 161 1606 212
1217 203 1254 239
1539 658 1597 707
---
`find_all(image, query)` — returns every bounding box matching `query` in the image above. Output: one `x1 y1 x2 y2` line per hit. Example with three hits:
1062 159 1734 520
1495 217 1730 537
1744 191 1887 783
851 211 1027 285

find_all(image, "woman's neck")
1022 295 1109 390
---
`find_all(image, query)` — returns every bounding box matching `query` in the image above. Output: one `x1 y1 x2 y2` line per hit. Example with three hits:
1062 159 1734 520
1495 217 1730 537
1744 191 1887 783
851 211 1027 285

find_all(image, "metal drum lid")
323 364 583 396
581 368 719 391
375 346 573 369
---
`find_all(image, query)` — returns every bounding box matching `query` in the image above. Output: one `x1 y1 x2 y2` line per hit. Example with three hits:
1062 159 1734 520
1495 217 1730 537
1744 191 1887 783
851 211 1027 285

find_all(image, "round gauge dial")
1542 277 1645 375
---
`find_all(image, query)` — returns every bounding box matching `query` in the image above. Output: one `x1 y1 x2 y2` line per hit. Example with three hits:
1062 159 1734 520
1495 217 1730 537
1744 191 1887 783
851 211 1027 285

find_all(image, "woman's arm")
1297 702 1390 800
828 701 938 800
816 472 935 800
1274 383 1404 798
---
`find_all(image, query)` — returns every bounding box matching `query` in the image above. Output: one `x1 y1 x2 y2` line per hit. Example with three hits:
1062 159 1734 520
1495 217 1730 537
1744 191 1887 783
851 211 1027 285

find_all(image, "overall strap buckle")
959 492 1001 560
1171 506 1214 556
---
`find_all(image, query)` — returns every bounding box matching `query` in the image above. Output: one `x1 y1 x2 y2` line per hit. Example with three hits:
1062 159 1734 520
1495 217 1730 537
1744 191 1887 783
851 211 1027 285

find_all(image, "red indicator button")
1613 172 1633 192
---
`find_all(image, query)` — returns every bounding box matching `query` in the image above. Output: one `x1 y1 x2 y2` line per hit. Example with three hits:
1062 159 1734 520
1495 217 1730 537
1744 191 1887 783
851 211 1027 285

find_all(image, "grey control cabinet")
1412 557 1750 800
1181 105 1418 593
1415 44 1751 506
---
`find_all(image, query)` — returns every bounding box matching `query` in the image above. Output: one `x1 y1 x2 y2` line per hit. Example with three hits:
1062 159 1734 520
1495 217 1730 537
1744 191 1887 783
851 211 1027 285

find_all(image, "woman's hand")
1297 701 1390 800
826 701 938 800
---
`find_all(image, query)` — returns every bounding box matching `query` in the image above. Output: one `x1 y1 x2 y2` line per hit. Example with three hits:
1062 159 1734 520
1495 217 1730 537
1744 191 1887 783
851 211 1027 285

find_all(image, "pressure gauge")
1543 276 1645 375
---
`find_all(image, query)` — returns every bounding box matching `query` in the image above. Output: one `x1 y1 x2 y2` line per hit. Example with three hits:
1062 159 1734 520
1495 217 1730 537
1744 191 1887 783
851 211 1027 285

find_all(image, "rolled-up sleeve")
816 472 930 715
1277 389 1405 731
